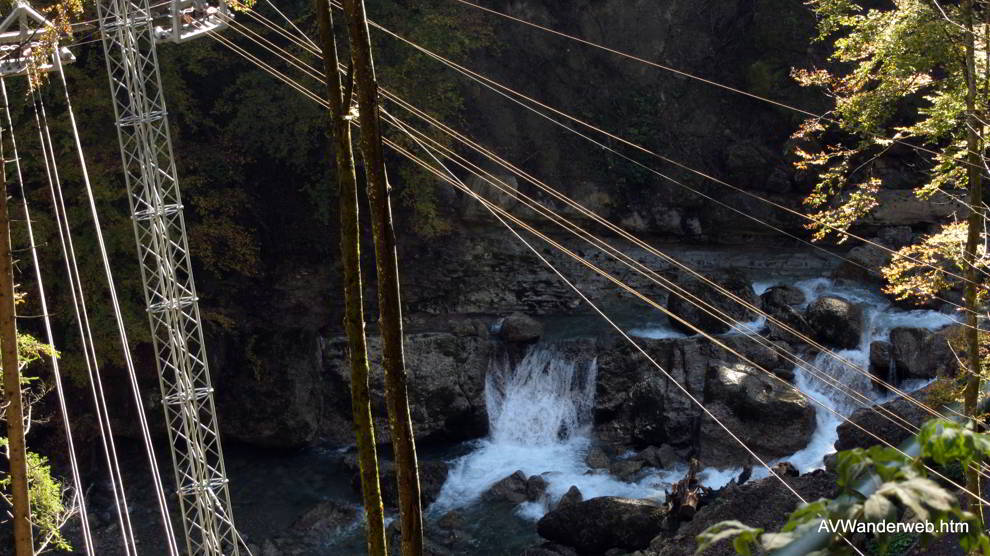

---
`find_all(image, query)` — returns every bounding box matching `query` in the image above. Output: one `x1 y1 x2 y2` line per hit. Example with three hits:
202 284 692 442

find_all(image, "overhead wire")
353 14 990 307
236 6 990 329
212 16 990 500
54 50 181 556
222 15 984 442
231 9 986 463
380 118 990 506
448 0 990 175
0 73 94 555
29 66 138 556
385 111 836 533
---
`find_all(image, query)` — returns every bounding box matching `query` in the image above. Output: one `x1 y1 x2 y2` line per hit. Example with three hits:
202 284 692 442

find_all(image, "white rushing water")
433 278 960 518
431 347 687 520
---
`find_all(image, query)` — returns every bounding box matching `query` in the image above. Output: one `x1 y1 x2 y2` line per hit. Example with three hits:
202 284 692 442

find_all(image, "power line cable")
30 69 138 556
0 74 93 555
448 0 990 173
217 14 990 495
53 50 181 556
224 16 982 460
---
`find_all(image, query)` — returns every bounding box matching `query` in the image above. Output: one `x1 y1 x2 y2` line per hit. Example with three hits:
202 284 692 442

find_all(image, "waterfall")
432 279 960 520
432 344 682 520
776 279 957 475
485 348 597 446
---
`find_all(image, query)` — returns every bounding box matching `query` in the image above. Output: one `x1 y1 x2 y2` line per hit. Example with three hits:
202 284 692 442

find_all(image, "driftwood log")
668 458 703 520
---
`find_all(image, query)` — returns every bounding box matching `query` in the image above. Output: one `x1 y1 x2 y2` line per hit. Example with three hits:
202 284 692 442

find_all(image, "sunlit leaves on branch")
697 420 990 555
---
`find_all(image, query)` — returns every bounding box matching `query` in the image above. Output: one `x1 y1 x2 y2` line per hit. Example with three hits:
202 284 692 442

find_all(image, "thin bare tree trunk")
314 1 387 553
0 127 32 556
339 0 423 553
962 0 985 519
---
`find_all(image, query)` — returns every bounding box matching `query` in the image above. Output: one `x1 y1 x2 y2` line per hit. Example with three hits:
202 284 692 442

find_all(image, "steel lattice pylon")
95 0 243 553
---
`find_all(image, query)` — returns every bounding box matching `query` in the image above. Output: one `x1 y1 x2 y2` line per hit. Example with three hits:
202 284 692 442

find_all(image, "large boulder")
322 332 492 445
261 500 359 555
666 271 759 335
537 497 666 553
595 335 804 465
889 327 958 380
835 387 935 451
482 470 529 504
496 313 544 343
699 363 816 466
761 291 813 344
761 285 805 307
805 296 864 349
869 340 894 388
652 471 840 556
862 189 958 226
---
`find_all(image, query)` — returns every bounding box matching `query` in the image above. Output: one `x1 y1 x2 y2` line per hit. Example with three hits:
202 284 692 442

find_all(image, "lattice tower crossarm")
95 0 244 553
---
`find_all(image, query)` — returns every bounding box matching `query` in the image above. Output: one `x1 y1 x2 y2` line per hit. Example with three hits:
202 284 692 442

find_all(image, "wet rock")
652 471 840 556
700 363 816 466
528 475 549 502
262 500 359 555
497 312 544 343
772 462 799 477
537 497 666 553
805 296 864 349
666 270 759 335
869 340 893 386
291 500 358 538
436 510 463 530
595 335 812 464
521 543 579 556
760 285 805 307
637 445 664 468
586 446 611 470
657 444 680 468
611 459 645 481
322 333 491 445
889 326 958 379
360 460 449 509
556 486 583 510
482 470 529 504
771 366 796 382
835 386 935 451
763 300 813 344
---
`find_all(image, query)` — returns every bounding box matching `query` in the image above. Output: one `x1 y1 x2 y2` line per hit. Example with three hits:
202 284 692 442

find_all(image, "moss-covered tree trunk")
961 0 985 518
0 127 32 556
314 1 387 553
340 0 424 553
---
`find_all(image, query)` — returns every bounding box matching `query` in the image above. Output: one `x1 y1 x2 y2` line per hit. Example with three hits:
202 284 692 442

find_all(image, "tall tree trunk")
314 1 387 553
340 1 424 553
962 0 985 518
0 127 32 556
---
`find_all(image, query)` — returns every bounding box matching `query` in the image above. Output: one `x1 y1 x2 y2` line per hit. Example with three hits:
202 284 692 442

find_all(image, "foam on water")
629 325 686 340
770 278 959 473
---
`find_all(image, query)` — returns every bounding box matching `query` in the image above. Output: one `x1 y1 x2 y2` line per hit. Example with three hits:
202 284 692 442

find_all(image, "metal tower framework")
95 0 242 553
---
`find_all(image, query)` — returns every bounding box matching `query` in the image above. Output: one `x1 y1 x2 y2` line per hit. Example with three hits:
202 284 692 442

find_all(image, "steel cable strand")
384 134 990 507
212 16 990 501
30 75 139 556
354 15 990 299
54 51 180 556
1 74 95 555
